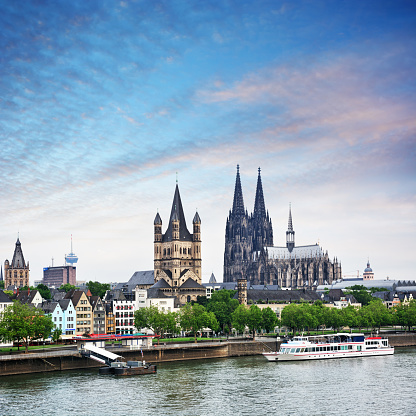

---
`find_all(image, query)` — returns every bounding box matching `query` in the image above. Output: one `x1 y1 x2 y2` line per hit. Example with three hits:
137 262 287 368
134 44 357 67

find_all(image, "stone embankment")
0 333 414 377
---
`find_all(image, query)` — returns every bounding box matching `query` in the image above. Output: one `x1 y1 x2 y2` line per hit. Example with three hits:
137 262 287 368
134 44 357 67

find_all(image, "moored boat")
99 360 157 375
263 333 394 362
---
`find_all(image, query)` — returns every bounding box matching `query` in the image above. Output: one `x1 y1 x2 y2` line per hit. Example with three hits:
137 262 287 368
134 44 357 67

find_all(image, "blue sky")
1 0 415 284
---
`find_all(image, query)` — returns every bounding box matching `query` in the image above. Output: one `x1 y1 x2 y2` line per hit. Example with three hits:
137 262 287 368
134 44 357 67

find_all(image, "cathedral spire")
253 167 266 219
286 203 295 253
288 203 293 231
232 165 245 216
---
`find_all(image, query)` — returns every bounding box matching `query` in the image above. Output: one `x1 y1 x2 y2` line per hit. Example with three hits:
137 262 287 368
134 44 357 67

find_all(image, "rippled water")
1 347 415 416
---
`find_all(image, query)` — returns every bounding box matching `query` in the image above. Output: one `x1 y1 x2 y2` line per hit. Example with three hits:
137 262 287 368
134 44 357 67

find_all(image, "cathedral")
153 182 205 304
224 166 341 289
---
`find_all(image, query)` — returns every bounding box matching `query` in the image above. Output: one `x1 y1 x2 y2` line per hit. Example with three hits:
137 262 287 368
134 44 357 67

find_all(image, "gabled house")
58 299 76 335
105 303 115 335
15 289 43 307
41 301 64 331
64 290 93 335
89 296 106 334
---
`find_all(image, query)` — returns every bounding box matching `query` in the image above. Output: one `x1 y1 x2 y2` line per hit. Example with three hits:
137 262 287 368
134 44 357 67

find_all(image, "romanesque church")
153 182 205 304
224 166 341 289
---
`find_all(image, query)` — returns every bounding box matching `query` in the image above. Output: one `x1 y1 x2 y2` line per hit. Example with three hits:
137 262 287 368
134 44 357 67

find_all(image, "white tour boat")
262 333 394 362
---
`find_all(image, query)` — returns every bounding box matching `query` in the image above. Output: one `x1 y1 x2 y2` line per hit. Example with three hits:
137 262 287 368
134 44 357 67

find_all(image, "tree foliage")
179 303 219 343
206 290 239 333
59 284 78 293
86 281 111 299
0 301 54 353
134 306 180 343
262 307 279 333
393 299 416 331
51 328 62 343
36 284 51 300
279 299 398 334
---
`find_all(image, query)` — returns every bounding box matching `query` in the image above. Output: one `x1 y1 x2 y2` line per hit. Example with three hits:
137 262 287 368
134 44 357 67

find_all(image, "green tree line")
280 299 416 334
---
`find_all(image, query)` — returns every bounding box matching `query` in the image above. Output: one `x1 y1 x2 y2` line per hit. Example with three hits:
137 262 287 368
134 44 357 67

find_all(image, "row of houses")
0 283 178 337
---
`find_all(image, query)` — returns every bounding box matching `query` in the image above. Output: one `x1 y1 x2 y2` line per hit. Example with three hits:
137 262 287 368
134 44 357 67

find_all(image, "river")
1 347 415 416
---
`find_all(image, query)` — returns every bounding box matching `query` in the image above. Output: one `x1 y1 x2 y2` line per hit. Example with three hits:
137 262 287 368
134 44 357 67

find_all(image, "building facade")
153 183 205 304
43 265 76 288
224 166 341 289
4 238 30 288
64 290 93 335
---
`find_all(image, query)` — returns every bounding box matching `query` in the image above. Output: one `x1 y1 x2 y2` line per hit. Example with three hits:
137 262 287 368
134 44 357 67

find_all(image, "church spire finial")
253 166 266 219
286 203 295 252
288 203 293 231
232 164 245 216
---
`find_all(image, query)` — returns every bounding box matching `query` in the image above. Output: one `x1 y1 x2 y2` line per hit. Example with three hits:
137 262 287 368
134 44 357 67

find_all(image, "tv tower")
65 234 78 265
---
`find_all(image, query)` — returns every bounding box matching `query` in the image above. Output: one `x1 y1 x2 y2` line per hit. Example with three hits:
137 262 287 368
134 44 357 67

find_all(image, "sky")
1 0 415 285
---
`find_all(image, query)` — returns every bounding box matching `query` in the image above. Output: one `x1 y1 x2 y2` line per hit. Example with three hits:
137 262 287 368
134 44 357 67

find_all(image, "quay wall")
0 333 414 377
0 340 276 376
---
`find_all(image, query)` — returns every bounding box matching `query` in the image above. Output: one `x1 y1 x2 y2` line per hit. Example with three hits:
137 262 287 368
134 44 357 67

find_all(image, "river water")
1 347 415 416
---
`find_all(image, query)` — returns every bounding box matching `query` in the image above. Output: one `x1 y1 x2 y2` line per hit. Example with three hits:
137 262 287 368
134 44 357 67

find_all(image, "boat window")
290 348 296 354
300 348 305 353
295 348 300 353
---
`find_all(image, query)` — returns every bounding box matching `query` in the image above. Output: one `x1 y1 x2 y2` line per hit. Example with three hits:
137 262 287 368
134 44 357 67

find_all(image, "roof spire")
253 167 266 219
232 164 245 216
288 203 293 231
286 203 295 252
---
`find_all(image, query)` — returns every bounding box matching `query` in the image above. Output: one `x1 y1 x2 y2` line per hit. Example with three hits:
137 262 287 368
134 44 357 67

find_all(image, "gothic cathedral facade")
224 166 341 289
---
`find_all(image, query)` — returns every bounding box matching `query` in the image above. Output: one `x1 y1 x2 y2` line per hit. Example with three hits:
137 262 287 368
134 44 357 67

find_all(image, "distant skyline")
1 1 415 285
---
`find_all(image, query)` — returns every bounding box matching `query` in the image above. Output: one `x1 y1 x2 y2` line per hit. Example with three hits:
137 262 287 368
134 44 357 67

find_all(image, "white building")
0 291 13 347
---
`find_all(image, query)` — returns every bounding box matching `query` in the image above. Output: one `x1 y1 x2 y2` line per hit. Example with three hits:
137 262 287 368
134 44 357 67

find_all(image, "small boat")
99 360 157 375
263 333 394 362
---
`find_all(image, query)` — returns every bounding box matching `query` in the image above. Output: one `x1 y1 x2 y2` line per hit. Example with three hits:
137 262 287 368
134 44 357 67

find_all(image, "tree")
231 304 249 334
134 308 148 331
0 301 54 353
280 303 300 334
36 284 51 300
86 281 111 299
247 305 263 340
0 280 4 289
179 303 218 343
134 306 180 343
59 283 78 293
52 328 62 343
393 300 416 331
365 299 391 331
262 307 278 333
163 311 181 337
339 305 358 332
206 290 239 334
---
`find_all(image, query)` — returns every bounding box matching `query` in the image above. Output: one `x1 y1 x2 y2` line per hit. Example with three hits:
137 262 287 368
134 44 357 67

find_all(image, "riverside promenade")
1 333 415 376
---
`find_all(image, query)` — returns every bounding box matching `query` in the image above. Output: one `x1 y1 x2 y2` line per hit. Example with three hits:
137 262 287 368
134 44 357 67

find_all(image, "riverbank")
1 333 415 376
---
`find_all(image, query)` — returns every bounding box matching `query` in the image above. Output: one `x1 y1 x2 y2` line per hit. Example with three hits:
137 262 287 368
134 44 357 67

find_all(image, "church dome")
364 261 372 273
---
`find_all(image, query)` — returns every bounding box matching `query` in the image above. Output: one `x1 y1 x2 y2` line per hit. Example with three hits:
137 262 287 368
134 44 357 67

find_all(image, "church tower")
154 183 202 290
286 204 295 252
252 167 273 251
224 165 252 282
4 237 30 288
